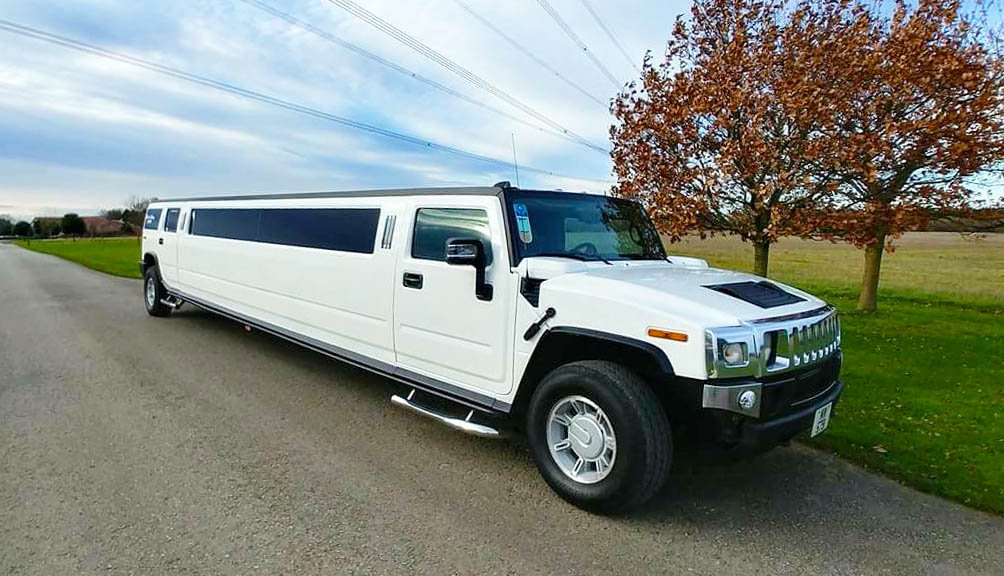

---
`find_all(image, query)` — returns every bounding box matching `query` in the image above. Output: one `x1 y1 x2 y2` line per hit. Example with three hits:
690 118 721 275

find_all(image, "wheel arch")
512 327 674 417
141 252 159 276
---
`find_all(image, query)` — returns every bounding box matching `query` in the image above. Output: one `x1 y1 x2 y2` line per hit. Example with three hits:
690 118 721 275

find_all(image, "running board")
160 297 184 310
391 390 503 438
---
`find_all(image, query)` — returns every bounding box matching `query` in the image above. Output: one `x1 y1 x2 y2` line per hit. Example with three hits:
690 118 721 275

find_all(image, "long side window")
189 208 380 253
412 208 492 265
258 208 379 253
144 208 162 231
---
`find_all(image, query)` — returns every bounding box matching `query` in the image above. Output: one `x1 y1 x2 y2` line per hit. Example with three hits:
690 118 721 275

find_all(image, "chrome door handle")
402 272 423 289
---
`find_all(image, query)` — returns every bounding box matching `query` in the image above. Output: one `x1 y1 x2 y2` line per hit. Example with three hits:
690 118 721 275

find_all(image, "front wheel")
143 268 171 317
526 360 672 514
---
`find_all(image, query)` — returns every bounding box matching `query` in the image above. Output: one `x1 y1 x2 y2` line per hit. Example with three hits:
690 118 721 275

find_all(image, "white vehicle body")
141 185 843 512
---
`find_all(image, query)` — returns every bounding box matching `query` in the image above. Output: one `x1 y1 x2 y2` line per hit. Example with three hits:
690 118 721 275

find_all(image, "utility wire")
323 0 608 154
578 0 640 75
0 19 612 184
535 0 621 89
237 0 601 154
452 0 607 109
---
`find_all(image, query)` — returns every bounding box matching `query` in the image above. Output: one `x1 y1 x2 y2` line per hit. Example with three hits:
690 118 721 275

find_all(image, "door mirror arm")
445 238 493 301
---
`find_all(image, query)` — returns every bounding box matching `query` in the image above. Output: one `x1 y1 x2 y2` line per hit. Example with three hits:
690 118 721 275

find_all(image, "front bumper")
696 352 843 452
736 379 843 451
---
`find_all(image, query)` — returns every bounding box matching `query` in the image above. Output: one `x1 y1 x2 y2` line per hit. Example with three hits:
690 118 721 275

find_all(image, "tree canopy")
611 0 1003 308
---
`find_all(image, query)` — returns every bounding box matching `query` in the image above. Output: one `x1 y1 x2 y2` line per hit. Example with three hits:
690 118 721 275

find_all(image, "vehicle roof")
149 186 611 205
150 185 504 204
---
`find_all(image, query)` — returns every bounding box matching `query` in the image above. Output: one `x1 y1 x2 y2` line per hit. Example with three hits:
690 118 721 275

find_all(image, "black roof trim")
152 185 504 204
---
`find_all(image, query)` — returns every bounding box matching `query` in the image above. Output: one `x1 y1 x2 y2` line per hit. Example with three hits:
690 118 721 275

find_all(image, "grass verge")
16 237 141 279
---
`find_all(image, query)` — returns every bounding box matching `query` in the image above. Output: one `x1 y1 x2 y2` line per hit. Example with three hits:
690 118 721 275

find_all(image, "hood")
531 258 826 326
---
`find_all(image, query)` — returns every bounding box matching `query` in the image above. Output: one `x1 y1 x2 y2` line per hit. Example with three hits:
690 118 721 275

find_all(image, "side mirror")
445 238 493 301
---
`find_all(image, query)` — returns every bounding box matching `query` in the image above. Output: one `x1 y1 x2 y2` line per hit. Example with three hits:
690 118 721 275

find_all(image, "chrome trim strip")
749 305 833 324
380 214 397 249
167 288 511 413
790 380 839 407
702 382 762 417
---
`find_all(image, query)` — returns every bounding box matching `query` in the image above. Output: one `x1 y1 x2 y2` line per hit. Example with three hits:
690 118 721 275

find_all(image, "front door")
393 197 516 397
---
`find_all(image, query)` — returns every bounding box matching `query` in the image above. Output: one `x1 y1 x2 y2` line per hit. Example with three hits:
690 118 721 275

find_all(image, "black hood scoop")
705 281 806 309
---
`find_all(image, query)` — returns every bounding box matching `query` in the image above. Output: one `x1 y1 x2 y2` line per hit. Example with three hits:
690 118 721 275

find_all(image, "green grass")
15 234 1004 513
16 237 141 279
670 232 1004 515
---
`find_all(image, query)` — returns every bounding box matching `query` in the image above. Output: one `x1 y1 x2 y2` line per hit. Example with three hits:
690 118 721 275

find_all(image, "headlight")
705 327 756 378
721 342 748 365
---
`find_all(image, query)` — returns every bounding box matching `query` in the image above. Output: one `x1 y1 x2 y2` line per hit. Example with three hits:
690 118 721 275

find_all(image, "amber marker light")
647 328 688 342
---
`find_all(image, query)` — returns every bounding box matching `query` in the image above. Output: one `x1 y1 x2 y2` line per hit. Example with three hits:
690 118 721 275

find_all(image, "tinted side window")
163 208 180 233
191 209 259 241
412 208 492 265
259 208 380 253
190 208 381 253
144 208 162 230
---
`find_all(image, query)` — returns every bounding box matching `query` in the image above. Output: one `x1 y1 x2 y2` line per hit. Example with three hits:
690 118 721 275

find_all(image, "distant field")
15 233 1004 513
667 232 1004 308
16 237 141 279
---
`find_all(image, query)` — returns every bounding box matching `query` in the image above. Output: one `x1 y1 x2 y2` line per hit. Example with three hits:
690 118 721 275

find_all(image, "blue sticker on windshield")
514 203 533 244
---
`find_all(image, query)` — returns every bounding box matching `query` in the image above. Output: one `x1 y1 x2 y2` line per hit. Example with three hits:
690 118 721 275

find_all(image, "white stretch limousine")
141 184 843 512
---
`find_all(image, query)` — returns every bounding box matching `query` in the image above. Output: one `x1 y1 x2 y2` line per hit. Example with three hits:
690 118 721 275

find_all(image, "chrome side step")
391 389 503 438
160 296 184 310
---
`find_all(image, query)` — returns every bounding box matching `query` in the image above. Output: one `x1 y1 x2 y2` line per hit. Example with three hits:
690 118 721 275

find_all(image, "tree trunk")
857 232 886 312
753 239 770 277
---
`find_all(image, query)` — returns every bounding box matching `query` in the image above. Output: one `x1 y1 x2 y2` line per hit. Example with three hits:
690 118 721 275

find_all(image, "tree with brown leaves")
810 0 1004 311
610 0 851 277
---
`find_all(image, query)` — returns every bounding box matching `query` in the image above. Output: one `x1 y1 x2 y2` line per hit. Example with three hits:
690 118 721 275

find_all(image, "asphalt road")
1 243 1001 576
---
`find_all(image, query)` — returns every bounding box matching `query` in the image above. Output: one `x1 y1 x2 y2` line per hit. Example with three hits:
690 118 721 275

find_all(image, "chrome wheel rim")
546 395 616 484
145 277 156 308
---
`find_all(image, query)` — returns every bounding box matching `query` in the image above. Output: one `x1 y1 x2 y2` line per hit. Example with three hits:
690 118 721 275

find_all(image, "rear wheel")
526 360 672 514
144 267 171 317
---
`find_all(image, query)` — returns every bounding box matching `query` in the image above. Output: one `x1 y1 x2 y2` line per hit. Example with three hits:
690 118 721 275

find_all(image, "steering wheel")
570 241 599 258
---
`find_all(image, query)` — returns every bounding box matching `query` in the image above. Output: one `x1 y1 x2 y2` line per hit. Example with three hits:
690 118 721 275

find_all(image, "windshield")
506 190 666 263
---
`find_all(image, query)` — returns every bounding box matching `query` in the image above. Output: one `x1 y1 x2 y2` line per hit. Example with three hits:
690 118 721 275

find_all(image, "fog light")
738 390 757 410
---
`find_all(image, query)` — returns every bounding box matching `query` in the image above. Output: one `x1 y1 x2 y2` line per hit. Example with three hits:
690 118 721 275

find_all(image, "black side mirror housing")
445 238 493 301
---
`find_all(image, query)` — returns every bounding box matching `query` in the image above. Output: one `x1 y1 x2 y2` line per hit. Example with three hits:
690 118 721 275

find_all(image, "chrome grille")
706 306 841 379
766 309 840 374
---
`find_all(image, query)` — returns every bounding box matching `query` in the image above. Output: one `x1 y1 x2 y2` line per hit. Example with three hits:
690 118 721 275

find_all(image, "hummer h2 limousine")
140 183 843 513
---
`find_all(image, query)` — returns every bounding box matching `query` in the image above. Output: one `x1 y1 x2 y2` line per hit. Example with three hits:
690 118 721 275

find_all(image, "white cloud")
0 0 685 216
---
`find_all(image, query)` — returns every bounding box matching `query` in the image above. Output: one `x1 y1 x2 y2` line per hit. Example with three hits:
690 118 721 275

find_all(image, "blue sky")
0 0 685 220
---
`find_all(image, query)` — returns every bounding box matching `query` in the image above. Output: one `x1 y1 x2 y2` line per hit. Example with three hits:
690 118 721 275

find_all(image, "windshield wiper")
533 252 612 265
619 253 665 261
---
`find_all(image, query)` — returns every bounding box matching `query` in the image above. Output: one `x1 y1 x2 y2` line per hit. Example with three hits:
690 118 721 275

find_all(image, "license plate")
810 403 832 437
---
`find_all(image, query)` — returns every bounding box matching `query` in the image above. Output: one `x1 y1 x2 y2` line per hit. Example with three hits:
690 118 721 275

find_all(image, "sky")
0 0 686 221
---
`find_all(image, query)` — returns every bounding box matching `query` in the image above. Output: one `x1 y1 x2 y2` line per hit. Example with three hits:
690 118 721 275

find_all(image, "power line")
535 0 621 89
578 0 641 75
237 0 601 154
0 19 612 184
323 0 608 154
452 0 607 110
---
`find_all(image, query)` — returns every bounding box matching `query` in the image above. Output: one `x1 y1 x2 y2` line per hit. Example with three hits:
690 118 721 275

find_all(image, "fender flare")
140 252 159 276
541 326 675 375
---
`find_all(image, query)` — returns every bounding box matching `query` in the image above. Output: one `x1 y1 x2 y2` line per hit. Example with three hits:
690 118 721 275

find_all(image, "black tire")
143 267 172 317
526 360 672 514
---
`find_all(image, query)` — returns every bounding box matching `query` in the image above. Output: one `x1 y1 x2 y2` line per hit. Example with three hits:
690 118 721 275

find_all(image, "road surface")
1 243 1001 575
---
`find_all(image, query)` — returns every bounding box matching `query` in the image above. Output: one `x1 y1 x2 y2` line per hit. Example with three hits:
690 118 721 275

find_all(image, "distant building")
82 216 123 236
